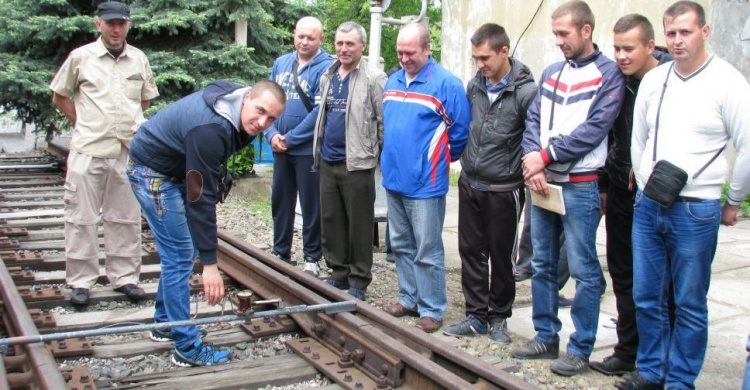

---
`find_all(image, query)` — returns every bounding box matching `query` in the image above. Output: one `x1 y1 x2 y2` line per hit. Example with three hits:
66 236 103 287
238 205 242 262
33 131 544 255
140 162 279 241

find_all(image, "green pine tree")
0 0 308 134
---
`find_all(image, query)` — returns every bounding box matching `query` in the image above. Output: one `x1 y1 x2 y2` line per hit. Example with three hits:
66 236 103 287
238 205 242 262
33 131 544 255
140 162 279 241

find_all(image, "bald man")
380 23 470 333
264 17 334 272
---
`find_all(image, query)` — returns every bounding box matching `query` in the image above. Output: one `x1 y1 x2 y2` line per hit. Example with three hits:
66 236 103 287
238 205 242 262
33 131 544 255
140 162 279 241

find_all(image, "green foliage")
449 167 460 187
722 184 750 218
0 0 309 134
317 0 442 71
227 145 256 176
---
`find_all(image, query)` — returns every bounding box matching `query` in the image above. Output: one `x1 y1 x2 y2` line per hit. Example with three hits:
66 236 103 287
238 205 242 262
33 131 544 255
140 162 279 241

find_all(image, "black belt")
675 196 706 202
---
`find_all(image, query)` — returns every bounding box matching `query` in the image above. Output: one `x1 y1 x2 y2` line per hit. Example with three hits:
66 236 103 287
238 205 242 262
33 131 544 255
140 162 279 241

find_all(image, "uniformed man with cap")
50 0 159 306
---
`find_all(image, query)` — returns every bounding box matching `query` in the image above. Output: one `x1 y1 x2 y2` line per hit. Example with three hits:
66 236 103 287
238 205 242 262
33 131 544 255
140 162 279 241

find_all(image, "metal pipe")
381 0 427 25
0 163 58 170
368 2 384 71
0 301 355 348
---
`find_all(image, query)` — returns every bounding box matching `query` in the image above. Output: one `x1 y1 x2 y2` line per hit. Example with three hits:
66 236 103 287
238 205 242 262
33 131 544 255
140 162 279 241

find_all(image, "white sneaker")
304 262 320 277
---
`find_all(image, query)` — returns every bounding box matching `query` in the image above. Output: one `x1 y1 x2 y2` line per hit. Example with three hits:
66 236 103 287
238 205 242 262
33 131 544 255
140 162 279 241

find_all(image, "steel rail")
217 231 535 390
0 261 67 389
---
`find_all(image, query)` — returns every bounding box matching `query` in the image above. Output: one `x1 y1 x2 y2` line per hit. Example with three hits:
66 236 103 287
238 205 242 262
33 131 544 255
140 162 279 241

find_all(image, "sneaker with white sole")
443 315 487 337
150 326 207 342
511 339 559 359
550 352 589 376
303 262 320 277
173 340 231 367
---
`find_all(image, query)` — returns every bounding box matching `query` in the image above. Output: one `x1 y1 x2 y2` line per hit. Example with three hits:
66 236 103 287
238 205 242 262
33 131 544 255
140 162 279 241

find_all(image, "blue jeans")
632 190 720 389
126 160 200 350
386 191 446 321
530 181 602 358
744 335 750 390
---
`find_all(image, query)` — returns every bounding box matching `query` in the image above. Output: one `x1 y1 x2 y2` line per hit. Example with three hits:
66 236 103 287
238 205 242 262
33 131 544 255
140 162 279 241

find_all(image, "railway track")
0 149 535 390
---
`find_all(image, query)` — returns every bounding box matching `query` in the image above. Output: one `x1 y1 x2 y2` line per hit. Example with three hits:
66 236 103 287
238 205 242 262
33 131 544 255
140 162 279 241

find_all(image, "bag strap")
652 62 724 180
547 63 565 132
692 147 724 180
292 60 314 112
652 63 673 162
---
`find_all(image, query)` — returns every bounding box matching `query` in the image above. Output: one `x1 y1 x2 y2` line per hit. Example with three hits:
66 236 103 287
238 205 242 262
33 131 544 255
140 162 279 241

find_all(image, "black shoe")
489 318 511 343
347 287 366 301
326 278 350 289
271 250 295 265
551 352 589 376
511 339 559 359
614 373 663 389
70 288 90 306
590 355 636 376
514 271 531 282
151 327 208 342
385 252 395 263
114 284 146 301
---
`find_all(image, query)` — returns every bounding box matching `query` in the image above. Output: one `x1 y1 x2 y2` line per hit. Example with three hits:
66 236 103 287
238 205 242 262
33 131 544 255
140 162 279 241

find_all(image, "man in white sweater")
619 2 750 389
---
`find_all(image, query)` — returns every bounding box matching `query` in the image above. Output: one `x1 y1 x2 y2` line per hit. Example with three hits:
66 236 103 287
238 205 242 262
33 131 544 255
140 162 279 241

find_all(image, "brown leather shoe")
416 316 442 333
382 303 419 318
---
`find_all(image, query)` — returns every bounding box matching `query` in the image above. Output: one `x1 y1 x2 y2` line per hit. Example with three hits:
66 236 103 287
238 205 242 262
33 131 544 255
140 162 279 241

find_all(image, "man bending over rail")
127 80 285 367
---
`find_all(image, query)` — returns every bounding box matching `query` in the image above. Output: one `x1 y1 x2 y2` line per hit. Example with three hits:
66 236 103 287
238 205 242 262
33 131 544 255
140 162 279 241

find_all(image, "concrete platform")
438 184 749 389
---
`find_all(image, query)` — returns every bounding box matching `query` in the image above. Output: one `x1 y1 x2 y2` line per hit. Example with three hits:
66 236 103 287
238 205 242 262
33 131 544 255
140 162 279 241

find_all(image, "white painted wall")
441 0 748 85
0 115 45 153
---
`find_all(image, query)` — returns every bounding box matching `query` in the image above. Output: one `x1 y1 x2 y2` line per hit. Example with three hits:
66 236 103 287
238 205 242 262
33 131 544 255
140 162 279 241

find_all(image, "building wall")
442 0 748 85
0 116 43 153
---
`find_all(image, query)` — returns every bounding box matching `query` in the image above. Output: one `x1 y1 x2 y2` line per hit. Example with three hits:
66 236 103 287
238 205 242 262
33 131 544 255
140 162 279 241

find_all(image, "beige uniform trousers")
64 148 141 289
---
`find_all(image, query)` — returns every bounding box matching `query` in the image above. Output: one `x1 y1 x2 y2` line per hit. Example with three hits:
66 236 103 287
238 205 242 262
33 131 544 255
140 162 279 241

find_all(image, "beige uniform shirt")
50 38 159 158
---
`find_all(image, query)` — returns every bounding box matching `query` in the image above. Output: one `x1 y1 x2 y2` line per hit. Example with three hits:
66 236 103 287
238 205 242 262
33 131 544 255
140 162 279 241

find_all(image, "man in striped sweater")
512 0 625 377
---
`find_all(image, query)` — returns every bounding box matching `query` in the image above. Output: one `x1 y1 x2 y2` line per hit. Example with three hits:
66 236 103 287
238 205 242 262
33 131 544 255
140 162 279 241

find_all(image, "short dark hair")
251 80 286 105
552 0 595 32
613 14 655 44
337 21 367 45
664 1 706 27
470 23 510 52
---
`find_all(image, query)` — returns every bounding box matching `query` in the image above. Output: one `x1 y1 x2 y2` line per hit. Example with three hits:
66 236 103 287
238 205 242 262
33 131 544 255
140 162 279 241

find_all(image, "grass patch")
247 197 272 221
722 184 750 218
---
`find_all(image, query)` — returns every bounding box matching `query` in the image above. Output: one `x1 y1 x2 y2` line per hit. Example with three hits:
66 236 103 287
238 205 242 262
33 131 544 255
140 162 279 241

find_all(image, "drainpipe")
368 0 428 72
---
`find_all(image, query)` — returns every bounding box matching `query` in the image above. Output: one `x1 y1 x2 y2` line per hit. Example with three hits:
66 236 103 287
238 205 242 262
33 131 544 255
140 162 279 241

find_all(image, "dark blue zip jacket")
129 80 253 265
264 49 334 155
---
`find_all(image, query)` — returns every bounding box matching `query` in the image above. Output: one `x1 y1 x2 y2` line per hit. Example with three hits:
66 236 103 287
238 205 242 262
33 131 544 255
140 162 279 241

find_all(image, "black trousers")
457 176 524 324
271 153 322 260
320 161 375 289
606 183 638 363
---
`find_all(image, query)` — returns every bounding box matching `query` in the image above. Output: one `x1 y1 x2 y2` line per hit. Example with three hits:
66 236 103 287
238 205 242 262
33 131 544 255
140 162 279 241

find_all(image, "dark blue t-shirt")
321 71 349 162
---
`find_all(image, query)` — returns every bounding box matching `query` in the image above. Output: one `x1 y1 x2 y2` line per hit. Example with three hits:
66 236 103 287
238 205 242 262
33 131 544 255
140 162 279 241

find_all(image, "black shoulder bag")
292 61 314 112
642 63 724 208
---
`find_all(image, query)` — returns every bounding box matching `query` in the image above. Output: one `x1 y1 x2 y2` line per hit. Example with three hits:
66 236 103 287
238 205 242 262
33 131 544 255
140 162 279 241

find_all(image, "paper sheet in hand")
530 184 566 215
